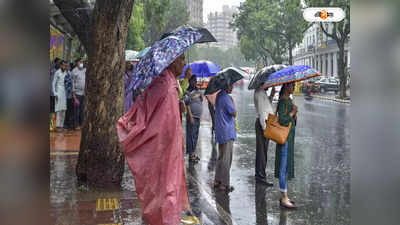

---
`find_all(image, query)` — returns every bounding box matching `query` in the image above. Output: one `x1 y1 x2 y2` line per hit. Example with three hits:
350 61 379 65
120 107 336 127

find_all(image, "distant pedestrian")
52 60 69 132
178 67 192 121
275 83 298 209
50 57 61 131
71 58 86 129
64 63 75 130
183 75 203 163
214 85 237 192
124 61 134 112
254 85 276 186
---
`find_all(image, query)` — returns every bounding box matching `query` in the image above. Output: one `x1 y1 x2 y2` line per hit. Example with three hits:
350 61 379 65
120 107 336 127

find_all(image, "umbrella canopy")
204 67 246 95
129 25 217 92
134 47 150 59
125 50 138 61
262 65 322 88
179 60 221 79
248 64 286 90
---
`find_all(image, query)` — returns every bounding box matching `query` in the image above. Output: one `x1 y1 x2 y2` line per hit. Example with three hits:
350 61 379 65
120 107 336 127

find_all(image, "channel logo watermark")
303 8 345 22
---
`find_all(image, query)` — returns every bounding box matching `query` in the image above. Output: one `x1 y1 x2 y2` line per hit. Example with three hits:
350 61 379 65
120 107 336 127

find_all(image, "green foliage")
304 0 350 42
140 0 189 45
164 0 190 33
232 0 307 65
126 0 189 49
126 1 145 51
305 0 350 98
186 46 254 69
142 0 170 45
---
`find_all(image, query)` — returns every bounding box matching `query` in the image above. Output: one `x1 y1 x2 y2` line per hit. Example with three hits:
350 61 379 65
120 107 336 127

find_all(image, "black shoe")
256 177 274 187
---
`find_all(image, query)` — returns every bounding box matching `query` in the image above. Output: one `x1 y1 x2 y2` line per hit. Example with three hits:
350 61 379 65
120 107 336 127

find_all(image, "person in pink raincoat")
117 54 190 225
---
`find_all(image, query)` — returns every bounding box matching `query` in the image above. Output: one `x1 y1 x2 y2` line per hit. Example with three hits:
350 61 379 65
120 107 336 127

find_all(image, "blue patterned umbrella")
179 60 221 79
129 25 216 92
262 65 322 88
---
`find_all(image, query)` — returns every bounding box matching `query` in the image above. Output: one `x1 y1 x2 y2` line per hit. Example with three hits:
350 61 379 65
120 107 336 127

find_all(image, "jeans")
279 141 289 192
186 116 200 155
64 98 75 129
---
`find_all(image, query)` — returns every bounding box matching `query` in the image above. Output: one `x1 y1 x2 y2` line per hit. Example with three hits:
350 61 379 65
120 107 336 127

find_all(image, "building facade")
205 5 239 50
293 23 350 78
50 0 77 61
185 0 203 26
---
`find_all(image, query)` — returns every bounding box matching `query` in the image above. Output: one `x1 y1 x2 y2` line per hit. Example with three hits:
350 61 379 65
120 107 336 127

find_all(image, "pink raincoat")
117 69 189 225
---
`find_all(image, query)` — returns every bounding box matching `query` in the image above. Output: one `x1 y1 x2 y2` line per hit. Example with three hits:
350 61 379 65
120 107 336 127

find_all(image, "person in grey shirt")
184 75 203 163
71 58 86 129
254 85 276 186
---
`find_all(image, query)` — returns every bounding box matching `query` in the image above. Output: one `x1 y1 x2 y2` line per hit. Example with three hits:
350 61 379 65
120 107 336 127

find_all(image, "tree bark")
55 0 135 188
337 42 347 99
288 39 293 65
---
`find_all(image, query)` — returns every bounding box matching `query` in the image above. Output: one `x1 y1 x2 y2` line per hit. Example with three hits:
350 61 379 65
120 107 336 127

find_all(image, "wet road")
50 80 350 225
178 81 350 225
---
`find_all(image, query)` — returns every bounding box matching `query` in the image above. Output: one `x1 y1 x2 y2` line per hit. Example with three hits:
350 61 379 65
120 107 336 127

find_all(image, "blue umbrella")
262 65 322 88
129 25 216 92
179 60 221 79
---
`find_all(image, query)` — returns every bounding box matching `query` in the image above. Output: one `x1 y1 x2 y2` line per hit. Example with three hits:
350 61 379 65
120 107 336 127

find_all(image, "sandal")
279 199 297 210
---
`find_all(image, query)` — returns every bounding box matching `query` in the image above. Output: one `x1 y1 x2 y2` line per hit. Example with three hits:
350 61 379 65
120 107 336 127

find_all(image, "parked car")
315 77 339 93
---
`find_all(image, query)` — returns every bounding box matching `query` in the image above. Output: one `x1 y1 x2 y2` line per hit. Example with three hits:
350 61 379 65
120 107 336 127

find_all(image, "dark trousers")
74 95 85 127
208 102 215 133
50 96 55 113
215 140 234 185
255 118 270 180
64 98 75 129
208 102 218 160
186 116 200 155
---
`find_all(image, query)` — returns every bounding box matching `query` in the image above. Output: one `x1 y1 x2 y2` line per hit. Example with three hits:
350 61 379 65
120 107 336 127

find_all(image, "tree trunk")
53 0 135 188
77 0 134 188
337 42 347 99
288 40 293 65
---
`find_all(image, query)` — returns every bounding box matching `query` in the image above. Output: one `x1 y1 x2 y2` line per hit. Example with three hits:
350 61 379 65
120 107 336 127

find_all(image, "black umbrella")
248 64 286 90
161 25 217 43
204 67 246 95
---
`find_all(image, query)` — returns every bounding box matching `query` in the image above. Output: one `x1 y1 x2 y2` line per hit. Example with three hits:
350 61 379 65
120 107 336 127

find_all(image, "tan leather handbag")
264 104 292 145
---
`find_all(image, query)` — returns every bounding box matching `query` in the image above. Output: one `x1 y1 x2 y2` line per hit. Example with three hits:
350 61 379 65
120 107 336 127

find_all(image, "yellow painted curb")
96 198 119 211
50 152 79 156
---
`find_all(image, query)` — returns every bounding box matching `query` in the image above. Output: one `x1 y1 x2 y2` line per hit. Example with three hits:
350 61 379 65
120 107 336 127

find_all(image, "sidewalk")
293 93 351 104
50 131 206 225
50 130 145 225
312 94 351 104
